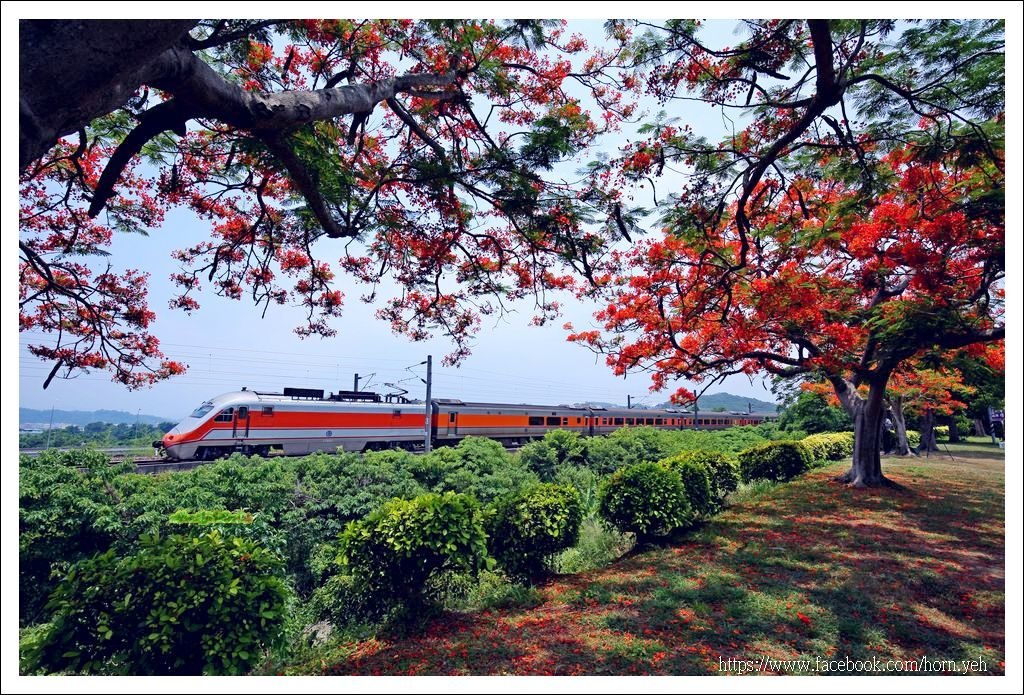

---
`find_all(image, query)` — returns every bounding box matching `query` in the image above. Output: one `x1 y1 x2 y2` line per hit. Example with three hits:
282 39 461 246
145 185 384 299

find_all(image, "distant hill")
19 407 174 429
583 392 777 414
692 392 778 414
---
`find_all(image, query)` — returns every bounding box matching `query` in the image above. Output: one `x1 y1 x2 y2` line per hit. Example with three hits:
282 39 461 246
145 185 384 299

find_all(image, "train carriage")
158 387 775 461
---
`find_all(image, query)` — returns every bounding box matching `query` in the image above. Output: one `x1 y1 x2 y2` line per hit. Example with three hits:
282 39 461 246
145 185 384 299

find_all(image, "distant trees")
19 421 174 449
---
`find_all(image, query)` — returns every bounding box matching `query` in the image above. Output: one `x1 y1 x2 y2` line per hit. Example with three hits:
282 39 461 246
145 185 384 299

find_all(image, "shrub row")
596 450 740 542
801 432 855 462
738 441 814 483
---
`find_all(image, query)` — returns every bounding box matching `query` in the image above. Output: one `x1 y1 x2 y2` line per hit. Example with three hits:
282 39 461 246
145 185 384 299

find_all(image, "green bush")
27 530 289 675
581 435 630 475
801 432 855 462
19 450 129 624
338 492 490 617
661 450 738 512
906 430 922 449
737 441 814 483
597 461 691 542
934 425 950 441
280 451 425 593
553 464 601 516
518 430 585 480
415 438 537 504
664 458 714 522
486 483 583 582
517 440 560 481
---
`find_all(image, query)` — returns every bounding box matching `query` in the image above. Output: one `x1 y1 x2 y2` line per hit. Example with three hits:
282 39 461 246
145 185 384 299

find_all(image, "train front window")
190 402 214 418
214 407 234 423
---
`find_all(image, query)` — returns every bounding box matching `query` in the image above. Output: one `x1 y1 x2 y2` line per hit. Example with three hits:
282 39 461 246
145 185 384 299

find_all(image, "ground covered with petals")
289 443 1005 676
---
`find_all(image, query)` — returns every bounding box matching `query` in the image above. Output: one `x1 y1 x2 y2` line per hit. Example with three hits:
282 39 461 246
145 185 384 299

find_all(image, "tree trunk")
973 417 988 436
919 409 939 452
835 375 891 487
948 414 962 443
888 395 913 456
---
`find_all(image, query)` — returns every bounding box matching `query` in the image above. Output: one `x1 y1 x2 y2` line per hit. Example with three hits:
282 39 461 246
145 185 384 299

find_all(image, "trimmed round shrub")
27 530 289 675
738 441 814 483
665 458 715 521
906 430 922 449
486 483 583 582
338 492 489 616
661 450 739 511
597 462 691 542
934 425 950 441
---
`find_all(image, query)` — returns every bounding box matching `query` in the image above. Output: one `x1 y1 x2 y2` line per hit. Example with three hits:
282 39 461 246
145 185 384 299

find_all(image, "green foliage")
516 440 560 481
661 450 738 512
597 461 691 542
552 463 601 516
19 450 130 624
777 391 852 434
551 517 633 574
27 530 289 675
486 483 583 582
338 492 490 617
518 429 585 480
801 432 855 462
281 452 426 593
906 430 922 449
459 571 545 612
737 441 814 483
582 425 781 476
20 421 174 449
414 437 537 504
663 457 714 522
934 425 950 441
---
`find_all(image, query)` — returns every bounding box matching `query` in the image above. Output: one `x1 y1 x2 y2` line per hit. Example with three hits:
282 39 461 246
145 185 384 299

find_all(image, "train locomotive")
157 386 773 461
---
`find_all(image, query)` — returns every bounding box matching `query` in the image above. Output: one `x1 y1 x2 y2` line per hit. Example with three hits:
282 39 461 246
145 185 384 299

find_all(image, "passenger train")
156 387 774 461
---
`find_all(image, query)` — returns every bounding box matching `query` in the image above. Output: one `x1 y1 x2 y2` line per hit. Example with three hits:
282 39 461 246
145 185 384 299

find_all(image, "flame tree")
19 19 633 387
571 19 1004 486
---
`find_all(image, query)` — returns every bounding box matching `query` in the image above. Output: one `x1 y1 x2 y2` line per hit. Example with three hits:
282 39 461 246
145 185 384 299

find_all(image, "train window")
190 402 214 418
393 409 402 417
576 417 581 424
529 416 544 426
214 407 234 422
546 416 561 426
656 418 664 425
613 418 623 426
645 418 654 425
449 412 457 422
237 406 248 418
262 406 274 416
625 418 633 425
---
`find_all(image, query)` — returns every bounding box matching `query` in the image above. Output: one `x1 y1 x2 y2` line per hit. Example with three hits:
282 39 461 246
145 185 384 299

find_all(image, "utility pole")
627 395 632 409
45 405 54 448
424 355 433 453
353 373 360 391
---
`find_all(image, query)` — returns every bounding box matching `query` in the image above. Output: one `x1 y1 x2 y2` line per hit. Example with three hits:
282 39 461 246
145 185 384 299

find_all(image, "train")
156 386 775 461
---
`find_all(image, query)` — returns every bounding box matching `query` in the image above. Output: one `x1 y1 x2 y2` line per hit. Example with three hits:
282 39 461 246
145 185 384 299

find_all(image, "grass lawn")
291 442 1005 675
